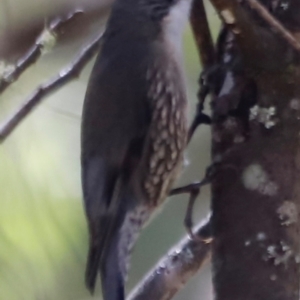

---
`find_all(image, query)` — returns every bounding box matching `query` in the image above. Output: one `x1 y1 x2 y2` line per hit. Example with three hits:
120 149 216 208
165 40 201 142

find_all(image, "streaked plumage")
81 0 191 299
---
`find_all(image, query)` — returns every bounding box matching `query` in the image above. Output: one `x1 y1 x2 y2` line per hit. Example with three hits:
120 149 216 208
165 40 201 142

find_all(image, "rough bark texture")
209 1 300 300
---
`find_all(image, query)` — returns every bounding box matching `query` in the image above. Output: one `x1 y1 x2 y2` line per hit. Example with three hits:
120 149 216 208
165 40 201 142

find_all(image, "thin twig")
0 32 104 142
190 0 215 69
127 217 212 300
245 0 300 52
188 0 214 142
0 10 84 95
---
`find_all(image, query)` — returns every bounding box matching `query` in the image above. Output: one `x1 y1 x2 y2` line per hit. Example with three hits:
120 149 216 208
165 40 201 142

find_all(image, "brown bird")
81 0 191 299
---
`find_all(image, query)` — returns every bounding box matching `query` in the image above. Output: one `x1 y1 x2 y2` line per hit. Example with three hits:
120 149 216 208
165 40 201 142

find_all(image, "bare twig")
187 0 213 142
0 32 104 142
190 0 215 69
208 0 295 75
245 0 300 52
127 217 212 300
0 10 84 95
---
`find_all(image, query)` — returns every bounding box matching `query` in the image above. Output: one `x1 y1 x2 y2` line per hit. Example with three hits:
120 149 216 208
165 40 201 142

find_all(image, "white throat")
162 0 192 53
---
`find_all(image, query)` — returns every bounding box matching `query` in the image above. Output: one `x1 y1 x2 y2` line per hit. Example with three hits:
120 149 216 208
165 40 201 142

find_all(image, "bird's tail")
86 227 125 300
85 176 126 300
84 162 152 300
85 203 151 300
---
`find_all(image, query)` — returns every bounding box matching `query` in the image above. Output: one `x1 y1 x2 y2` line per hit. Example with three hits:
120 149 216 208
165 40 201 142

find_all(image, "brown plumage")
81 0 190 299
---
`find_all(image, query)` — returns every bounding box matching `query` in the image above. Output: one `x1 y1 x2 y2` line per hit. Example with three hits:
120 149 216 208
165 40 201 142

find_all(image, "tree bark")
210 1 300 300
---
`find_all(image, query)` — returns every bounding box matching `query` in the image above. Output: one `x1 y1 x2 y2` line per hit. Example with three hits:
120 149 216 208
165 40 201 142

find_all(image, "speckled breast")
142 62 188 205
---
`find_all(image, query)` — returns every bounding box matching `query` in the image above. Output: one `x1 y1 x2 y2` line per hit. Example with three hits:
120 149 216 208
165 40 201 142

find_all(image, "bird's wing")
81 45 151 296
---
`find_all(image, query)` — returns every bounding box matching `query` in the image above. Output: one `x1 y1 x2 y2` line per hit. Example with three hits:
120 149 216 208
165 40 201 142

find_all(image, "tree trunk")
210 1 300 299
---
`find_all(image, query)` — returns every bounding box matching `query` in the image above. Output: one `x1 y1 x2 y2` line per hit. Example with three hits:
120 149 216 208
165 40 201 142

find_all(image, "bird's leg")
170 182 201 239
170 164 217 241
187 77 211 143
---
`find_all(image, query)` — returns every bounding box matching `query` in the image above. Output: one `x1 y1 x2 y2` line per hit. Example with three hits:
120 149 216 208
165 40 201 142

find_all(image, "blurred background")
0 1 220 299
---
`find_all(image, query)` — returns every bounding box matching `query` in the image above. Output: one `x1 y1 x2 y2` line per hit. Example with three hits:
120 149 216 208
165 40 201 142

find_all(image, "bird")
81 0 192 299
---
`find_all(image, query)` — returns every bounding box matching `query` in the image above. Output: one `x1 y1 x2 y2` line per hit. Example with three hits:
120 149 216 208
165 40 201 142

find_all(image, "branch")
127 217 212 300
208 0 295 71
0 32 104 143
209 1 300 298
190 0 215 69
245 0 300 52
0 10 84 95
186 0 214 142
